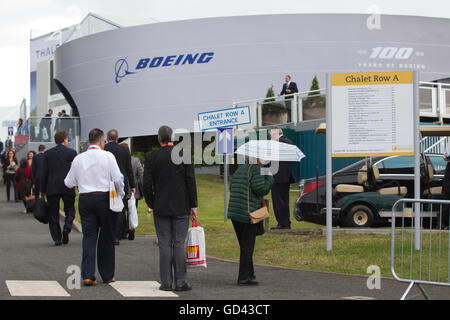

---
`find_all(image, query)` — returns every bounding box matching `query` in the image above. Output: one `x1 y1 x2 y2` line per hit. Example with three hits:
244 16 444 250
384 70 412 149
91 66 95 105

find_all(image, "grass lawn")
67 174 449 281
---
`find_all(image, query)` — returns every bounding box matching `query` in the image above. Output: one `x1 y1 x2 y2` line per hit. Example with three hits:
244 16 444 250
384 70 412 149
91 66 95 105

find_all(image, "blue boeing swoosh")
115 58 137 83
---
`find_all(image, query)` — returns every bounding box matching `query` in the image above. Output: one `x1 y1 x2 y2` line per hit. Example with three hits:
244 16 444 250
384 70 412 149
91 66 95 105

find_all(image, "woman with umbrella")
228 136 305 286
227 156 274 286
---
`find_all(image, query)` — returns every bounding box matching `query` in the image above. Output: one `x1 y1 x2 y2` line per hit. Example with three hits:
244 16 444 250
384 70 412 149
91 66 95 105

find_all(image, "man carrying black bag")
34 195 49 224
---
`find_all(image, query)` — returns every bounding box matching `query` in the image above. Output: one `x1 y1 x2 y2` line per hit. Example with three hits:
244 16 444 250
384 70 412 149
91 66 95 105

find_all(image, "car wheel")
345 204 374 228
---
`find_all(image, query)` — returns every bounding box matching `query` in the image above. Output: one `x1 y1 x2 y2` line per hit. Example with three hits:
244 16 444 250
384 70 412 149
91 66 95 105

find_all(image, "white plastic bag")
128 194 138 230
110 181 124 212
186 218 207 268
42 127 49 141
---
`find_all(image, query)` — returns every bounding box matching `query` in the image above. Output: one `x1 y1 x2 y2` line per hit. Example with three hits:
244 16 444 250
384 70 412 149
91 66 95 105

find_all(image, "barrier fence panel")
391 198 450 300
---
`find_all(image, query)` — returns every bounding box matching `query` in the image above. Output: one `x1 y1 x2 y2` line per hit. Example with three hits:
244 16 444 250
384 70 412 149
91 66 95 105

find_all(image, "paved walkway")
0 184 448 300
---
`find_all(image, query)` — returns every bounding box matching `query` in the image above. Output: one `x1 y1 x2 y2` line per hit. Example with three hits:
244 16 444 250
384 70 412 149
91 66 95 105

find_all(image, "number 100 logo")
370 47 414 60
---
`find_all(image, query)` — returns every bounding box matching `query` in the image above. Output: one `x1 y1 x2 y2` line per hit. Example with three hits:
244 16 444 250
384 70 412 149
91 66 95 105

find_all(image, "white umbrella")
235 140 305 162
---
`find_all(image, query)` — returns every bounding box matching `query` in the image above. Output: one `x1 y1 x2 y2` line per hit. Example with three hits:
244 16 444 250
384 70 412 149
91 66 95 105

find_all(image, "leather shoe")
159 284 173 291
238 279 259 286
62 230 69 245
128 230 135 241
175 283 192 292
103 277 115 284
83 279 97 287
270 225 291 230
113 239 120 246
54 241 62 246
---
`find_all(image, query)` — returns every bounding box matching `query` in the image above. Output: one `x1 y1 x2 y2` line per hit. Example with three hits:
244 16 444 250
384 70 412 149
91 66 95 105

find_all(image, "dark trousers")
271 183 291 227
232 220 257 281
441 193 450 228
113 199 129 240
47 194 76 242
154 214 189 287
5 173 18 201
79 193 115 282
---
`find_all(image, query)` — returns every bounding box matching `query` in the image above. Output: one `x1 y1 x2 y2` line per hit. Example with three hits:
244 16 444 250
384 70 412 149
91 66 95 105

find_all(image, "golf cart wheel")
345 204 374 228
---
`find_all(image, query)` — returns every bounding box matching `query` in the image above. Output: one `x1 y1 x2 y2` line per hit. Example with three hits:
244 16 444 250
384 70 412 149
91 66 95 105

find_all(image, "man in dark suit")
104 129 135 245
144 125 198 292
270 127 294 230
441 148 450 230
39 109 53 142
280 75 299 122
31 145 46 197
41 131 77 246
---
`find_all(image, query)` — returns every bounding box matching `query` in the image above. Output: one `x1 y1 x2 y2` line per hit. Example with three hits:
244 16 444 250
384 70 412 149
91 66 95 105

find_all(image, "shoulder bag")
247 166 269 225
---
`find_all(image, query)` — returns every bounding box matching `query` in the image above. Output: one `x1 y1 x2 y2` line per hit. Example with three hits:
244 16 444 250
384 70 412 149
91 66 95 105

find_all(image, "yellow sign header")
332 71 414 86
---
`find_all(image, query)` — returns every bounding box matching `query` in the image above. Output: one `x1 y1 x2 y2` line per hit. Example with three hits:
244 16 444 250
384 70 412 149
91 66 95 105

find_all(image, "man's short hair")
286 75 291 80
89 128 104 144
38 145 46 152
107 129 119 141
158 126 173 144
54 131 68 144
271 126 283 135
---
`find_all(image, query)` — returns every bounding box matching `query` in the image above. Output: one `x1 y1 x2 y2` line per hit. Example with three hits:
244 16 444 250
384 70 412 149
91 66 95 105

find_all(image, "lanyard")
161 143 174 148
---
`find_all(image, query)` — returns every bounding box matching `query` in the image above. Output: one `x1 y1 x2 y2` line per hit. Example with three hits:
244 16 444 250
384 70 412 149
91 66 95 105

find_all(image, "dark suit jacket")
280 82 299 98
143 146 197 217
443 162 450 195
104 142 135 194
273 135 294 184
41 144 77 196
31 152 45 193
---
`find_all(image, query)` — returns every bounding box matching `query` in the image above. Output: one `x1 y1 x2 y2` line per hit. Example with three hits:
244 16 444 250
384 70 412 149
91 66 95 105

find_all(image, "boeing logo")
114 52 215 83
114 58 137 83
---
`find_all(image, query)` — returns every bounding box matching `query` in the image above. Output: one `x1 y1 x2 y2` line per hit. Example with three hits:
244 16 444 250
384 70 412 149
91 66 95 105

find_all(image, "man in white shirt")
65 128 124 286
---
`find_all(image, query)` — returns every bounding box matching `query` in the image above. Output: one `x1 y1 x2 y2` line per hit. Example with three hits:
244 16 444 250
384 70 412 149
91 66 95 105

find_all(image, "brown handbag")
247 166 269 224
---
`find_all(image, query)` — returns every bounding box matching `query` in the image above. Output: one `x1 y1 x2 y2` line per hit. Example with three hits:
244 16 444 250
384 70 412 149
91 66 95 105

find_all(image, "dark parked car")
294 153 446 228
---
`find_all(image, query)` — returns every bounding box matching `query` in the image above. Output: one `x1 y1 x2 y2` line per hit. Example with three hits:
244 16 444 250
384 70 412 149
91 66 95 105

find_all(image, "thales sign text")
114 52 215 83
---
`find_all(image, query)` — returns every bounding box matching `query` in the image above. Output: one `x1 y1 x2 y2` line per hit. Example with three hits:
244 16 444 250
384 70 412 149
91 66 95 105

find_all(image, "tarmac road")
0 183 448 301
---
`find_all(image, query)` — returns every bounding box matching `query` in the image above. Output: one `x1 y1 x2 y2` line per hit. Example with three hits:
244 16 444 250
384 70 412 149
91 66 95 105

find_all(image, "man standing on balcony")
280 75 298 122
40 109 53 142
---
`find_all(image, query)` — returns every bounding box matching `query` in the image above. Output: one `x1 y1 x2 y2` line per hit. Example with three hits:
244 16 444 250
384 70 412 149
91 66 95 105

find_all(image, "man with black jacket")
144 125 198 292
270 127 294 230
280 75 299 122
41 131 77 246
104 129 135 245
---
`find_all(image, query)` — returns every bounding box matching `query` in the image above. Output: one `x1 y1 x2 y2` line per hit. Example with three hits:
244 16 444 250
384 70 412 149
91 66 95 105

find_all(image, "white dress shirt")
64 145 125 197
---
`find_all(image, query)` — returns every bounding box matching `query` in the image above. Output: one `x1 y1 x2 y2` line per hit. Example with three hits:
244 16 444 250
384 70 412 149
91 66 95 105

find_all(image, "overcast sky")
1 0 450 107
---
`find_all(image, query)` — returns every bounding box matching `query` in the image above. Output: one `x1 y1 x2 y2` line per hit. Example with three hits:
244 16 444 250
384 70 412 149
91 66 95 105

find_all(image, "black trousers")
47 194 76 242
79 193 115 282
232 220 257 281
271 183 291 227
5 173 18 201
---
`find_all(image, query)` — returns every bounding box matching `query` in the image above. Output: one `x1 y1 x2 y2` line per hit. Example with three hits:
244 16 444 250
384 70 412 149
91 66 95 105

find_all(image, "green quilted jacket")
227 164 275 224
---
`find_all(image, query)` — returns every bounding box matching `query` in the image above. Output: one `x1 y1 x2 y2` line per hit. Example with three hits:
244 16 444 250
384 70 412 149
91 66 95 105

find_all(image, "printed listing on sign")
331 71 414 157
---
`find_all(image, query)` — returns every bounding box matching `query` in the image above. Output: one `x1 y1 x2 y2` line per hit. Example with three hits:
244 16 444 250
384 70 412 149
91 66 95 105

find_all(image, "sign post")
198 106 250 223
217 128 234 222
327 70 416 252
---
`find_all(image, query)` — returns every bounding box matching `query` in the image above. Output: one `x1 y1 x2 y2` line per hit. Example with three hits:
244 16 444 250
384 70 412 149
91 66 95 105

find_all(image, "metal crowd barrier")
391 198 450 300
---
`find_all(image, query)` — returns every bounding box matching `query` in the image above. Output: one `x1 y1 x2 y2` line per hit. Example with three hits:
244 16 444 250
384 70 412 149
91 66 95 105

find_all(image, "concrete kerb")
268 228 392 236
